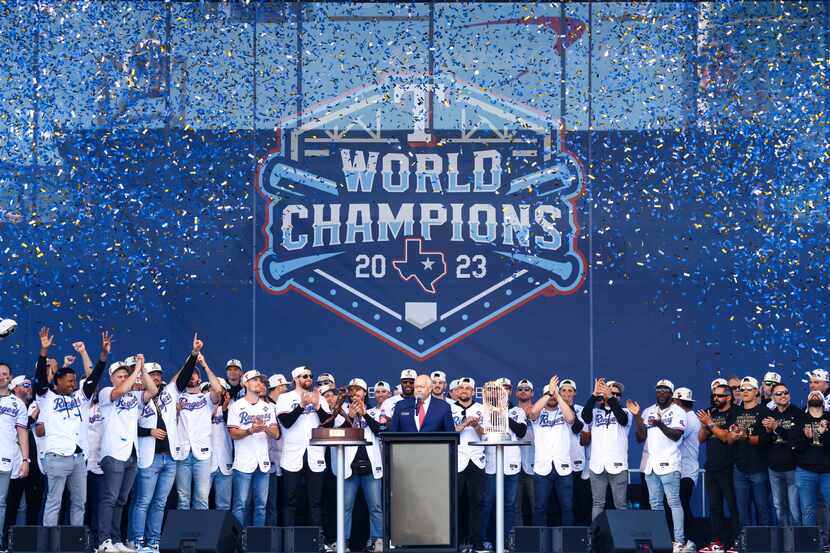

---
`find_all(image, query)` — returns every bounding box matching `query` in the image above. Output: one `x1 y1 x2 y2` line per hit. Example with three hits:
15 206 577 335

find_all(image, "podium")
382 432 460 552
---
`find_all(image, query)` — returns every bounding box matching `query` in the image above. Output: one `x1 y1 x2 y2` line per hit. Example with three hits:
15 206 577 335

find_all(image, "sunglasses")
318 379 332 385
610 392 621 397
764 381 778 386
730 385 740 390
517 387 532 392
17 382 32 388
298 374 312 379
713 393 730 398
773 391 790 397
739 387 755 392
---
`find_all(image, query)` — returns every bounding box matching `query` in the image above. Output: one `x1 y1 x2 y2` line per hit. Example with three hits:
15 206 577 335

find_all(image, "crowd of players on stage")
1 330 830 553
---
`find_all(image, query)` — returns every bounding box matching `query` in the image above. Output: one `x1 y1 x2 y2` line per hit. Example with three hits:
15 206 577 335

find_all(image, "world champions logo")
256 73 586 360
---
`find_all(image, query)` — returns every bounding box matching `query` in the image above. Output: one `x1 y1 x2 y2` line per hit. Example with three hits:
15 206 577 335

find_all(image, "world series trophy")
481 380 512 442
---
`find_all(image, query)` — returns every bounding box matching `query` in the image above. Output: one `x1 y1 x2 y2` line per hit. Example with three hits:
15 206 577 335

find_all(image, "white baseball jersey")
641 403 687 476
532 406 574 476
587 405 631 475
98 387 145 462
0 394 27 473
38 389 93 457
227 397 275 473
86 402 104 475
679 409 701 482
451 401 486 471
275 390 326 473
379 395 404 420
177 390 218 461
137 382 183 468
485 406 527 476
209 403 233 476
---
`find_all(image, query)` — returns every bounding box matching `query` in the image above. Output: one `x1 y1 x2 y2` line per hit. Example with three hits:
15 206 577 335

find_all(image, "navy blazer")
388 396 455 433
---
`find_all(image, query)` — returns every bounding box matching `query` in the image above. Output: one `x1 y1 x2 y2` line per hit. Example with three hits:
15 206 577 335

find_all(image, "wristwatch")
21 458 30 463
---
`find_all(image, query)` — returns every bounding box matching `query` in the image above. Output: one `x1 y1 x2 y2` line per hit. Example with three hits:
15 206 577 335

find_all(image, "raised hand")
626 399 640 416
135 353 145 373
72 342 86 354
63 355 76 367
311 388 321 409
697 409 712 426
192 333 203 354
39 327 53 351
593 378 605 397
548 375 560 396
196 353 207 367
101 331 113 355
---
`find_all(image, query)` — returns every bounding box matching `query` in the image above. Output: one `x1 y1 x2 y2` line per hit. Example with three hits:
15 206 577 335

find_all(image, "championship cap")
673 387 694 402
655 379 675 392
740 376 759 389
542 384 550 395
241 369 264 385
317 373 335 385
448 379 460 391
516 379 534 391
812 369 830 383
431 371 447 381
374 380 390 391
400 369 417 380
319 384 337 396
710 378 728 390
9 375 29 390
558 378 576 391
291 365 311 380
226 359 242 370
763 371 782 384
0 318 17 338
145 362 163 374
268 374 288 389
458 377 475 389
123 356 137 367
496 377 512 388
349 378 368 392
108 361 128 375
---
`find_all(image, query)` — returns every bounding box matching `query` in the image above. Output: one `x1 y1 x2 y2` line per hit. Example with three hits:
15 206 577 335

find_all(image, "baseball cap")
226 359 243 370
400 369 417 380
348 378 368 392
123 356 137 367
108 361 128 375
291 366 311 380
763 371 782 384
710 378 728 390
268 374 288 389
496 377 512 388
673 387 694 402
9 375 29 390
458 377 475 389
317 372 334 385
431 370 446 381
199 382 210 393
812 369 830 383
145 362 163 374
241 369 264 385
0 318 17 338
655 379 675 392
319 384 337 396
607 380 625 394
517 379 534 391
448 379 460 391
740 376 759 389
558 378 576 391
542 384 550 395
374 380 390 391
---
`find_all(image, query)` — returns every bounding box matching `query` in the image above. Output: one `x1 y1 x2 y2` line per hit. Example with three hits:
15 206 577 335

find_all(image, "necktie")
417 400 426 429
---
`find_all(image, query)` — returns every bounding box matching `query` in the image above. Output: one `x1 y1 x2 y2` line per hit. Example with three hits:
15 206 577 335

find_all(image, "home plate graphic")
255 73 586 360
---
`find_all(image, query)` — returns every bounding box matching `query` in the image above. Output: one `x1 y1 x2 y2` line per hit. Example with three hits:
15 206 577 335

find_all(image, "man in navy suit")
388 374 455 432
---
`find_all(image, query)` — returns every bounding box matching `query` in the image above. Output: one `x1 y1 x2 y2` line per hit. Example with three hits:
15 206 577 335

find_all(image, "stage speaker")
280 526 322 553
243 526 282 553
785 526 820 553
551 527 590 553
159 510 241 553
49 526 89 552
8 525 49 553
739 526 782 553
513 527 552 553
591 511 672 553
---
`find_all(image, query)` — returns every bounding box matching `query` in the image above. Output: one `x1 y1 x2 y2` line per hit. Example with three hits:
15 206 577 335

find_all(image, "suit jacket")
388 396 455 433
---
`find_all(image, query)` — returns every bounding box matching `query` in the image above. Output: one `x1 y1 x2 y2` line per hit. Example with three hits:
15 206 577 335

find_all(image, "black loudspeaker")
513 527 552 553
739 526 782 553
49 526 89 552
243 526 282 553
591 511 672 553
159 510 241 553
786 526 821 553
280 527 322 553
551 527 590 553
9 525 49 553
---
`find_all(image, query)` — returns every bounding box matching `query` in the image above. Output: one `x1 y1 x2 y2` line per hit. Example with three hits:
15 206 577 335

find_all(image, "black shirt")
726 403 769 474
759 404 801 472
703 405 735 471
790 411 830 473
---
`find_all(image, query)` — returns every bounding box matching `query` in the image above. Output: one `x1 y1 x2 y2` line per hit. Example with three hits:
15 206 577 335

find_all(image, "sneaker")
372 538 383 552
137 547 153 553
98 540 119 553
115 543 137 553
685 541 697 553
324 543 335 553
699 542 725 553
672 543 685 553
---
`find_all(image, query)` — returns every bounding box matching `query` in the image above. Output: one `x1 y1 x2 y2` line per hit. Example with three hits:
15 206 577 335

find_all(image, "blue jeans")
482 473 519 543
232 469 269 527
175 453 211 510
0 471 10 547
128 453 177 546
795 467 830 526
265 474 279 527
344 474 382 542
733 467 771 527
645 471 684 544
212 470 232 511
533 471 573 526
769 469 800 526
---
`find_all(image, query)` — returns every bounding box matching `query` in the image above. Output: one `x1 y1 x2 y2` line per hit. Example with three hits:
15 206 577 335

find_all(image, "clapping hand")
626 399 640 416
697 409 712 426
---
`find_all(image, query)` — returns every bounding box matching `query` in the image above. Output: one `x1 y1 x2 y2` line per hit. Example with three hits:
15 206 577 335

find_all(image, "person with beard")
481 378 527 548
790 389 830 551
513 379 535 527
633 379 687 553
530 376 577 527
581 379 631 520
431 371 447 401
225 359 244 401
697 384 739 553
449 376 486 552
265 374 288 526
380 370 417 420
725 376 771 529
760 382 801 526
276 366 327 530
0 360 29 551
809 370 830 411
727 377 742 406
208 377 233 511
557 379 591 525
760 372 781 407
3 372 43 536
35 329 109 532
